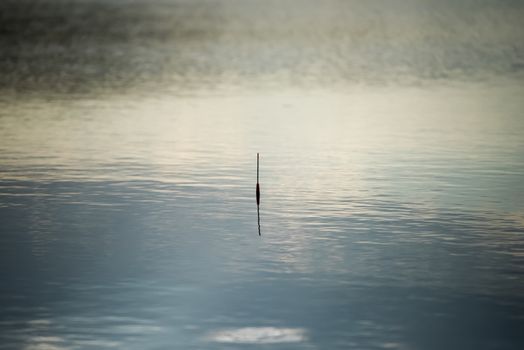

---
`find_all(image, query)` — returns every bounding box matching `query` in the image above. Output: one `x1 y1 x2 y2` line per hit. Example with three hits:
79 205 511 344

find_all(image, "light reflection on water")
1 0 524 349
206 327 307 344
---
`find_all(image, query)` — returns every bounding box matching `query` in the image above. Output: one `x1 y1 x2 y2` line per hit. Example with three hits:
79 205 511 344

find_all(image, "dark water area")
1 0 524 94
1 1 524 349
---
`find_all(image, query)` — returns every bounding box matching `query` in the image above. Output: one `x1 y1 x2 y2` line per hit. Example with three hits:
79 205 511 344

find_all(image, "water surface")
1 1 524 349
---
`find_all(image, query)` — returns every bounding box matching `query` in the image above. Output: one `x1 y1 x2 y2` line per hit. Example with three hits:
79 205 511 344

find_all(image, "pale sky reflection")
1 84 522 185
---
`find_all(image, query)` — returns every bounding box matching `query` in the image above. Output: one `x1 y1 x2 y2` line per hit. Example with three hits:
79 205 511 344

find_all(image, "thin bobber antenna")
256 153 261 236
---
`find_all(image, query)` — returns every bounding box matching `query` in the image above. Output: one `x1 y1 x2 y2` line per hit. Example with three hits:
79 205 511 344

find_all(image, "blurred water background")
1 0 524 349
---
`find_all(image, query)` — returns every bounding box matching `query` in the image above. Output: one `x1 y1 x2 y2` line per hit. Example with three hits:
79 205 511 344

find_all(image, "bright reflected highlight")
206 327 307 344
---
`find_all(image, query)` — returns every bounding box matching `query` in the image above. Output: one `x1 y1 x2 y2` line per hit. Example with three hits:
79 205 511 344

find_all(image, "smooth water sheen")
1 1 524 349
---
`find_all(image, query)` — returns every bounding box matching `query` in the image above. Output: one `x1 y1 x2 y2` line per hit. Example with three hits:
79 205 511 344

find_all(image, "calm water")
1 1 524 349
